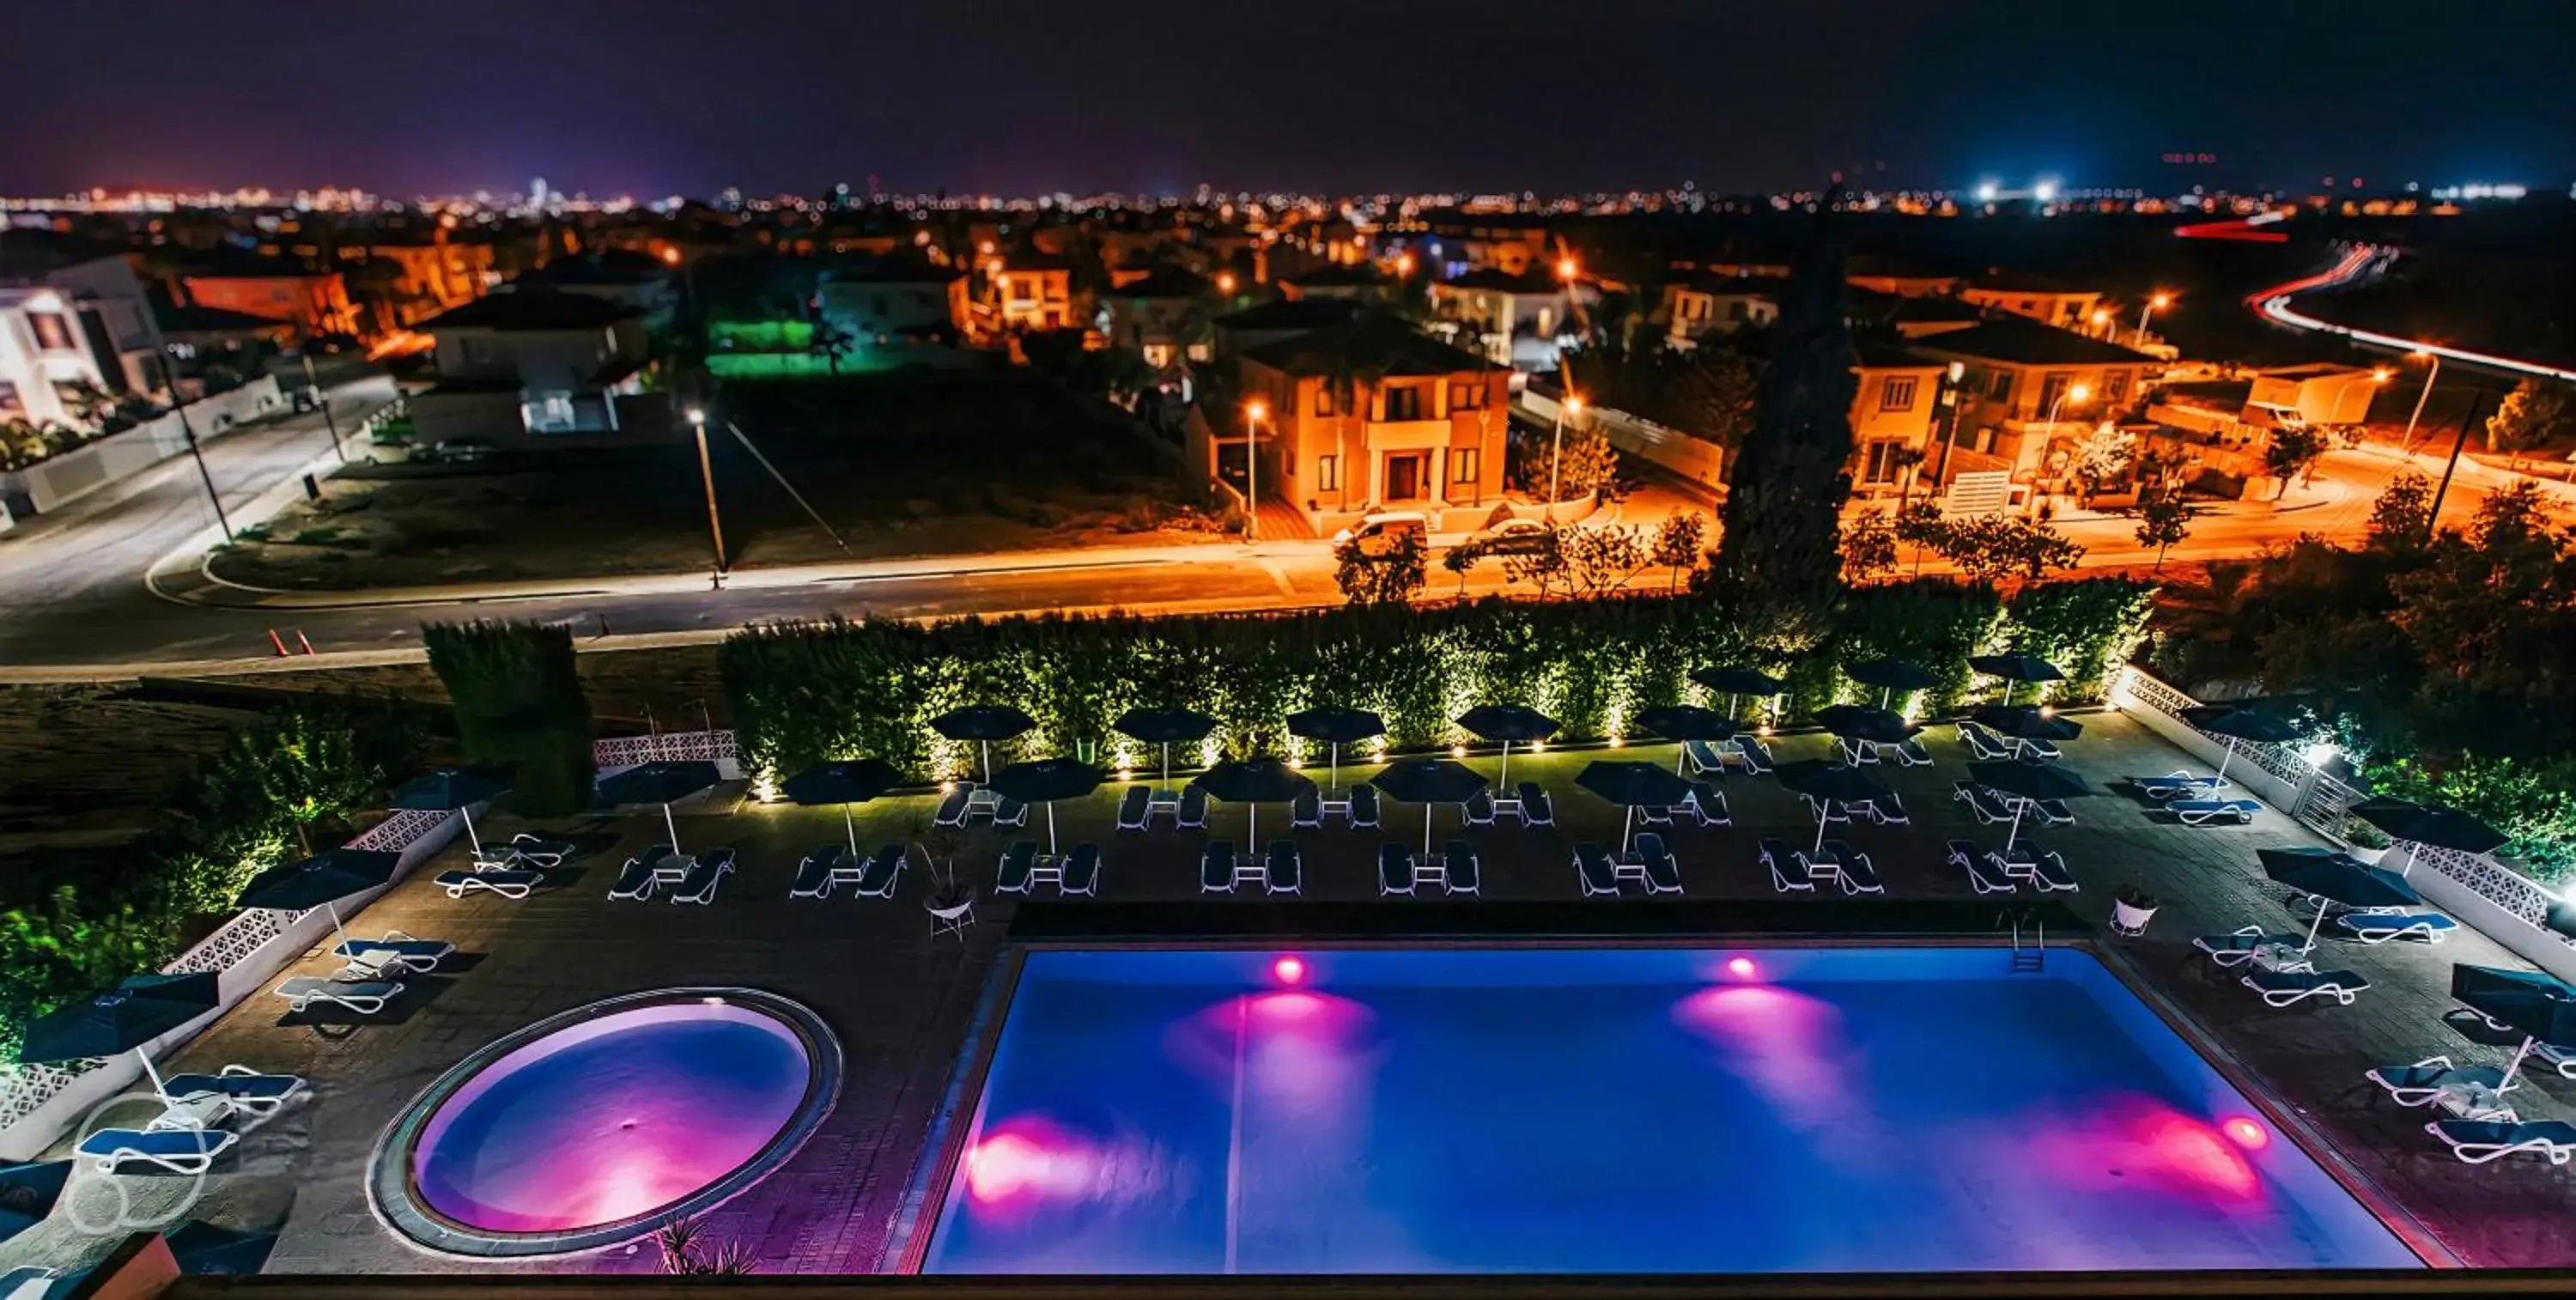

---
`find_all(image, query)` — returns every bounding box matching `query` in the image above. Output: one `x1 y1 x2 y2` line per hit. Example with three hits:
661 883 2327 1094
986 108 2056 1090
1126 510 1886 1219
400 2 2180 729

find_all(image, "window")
1449 380 1485 410
1382 385 1425 421
0 380 18 413
1313 384 1337 417
1862 440 1905 483
1986 369 2013 403
1315 454 1340 491
1450 447 1480 483
1879 376 1918 412
27 313 75 351
2101 370 2130 405
2036 371 2074 414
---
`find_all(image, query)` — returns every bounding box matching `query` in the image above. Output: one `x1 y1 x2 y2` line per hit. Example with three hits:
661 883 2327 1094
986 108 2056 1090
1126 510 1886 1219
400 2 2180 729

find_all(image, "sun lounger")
1177 786 1209 829
1349 784 1380 829
1518 783 1555 827
1291 790 1321 829
2241 966 2369 1006
2020 738 2064 762
1060 844 1101 896
1443 838 1480 896
1684 739 1725 775
852 843 904 897
1893 738 1934 767
1686 781 1730 827
159 1065 307 1118
2174 798 2262 825
2191 925 2304 967
1838 738 1880 767
1822 839 1883 895
3 1268 60 1300
991 798 1029 829
2337 911 2457 944
437 868 539 899
995 841 1038 895
1957 720 2012 761
273 976 403 1015
2031 799 2075 826
2367 1055 2516 1107
146 1091 234 1133
1266 841 1302 895
1636 832 1682 895
2027 849 2079 893
1462 792 1496 828
1952 781 2016 825
1200 840 1236 893
1800 793 1850 824
1379 843 1417 896
331 932 453 972
1736 737 1774 775
1946 840 2015 894
1865 791 1911 826
1640 799 1674 825
1115 785 1151 832
1759 837 1813 892
1572 841 1619 897
76 1127 236 1176
669 847 735 905
608 854 659 900
933 787 970 827
791 845 846 898
2136 771 2228 800
505 834 577 866
2424 1118 2576 1165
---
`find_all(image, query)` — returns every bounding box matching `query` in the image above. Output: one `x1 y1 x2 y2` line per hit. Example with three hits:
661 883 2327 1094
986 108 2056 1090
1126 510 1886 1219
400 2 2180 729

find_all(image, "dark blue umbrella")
1632 705 1735 773
1968 652 2065 705
929 703 1036 785
1846 658 1938 709
1114 707 1220 791
1688 665 1786 723
1197 757 1315 847
597 760 723 853
0 1160 70 1247
2451 964 2576 1092
1970 703 2084 744
989 757 1103 854
1775 760 1893 852
2258 846 2421 952
391 766 512 860
163 1221 278 1275
1371 757 1488 855
1577 761 1692 853
1287 706 1386 793
2350 797 2509 877
1455 704 1559 790
1814 704 1920 745
781 758 901 856
16 973 221 1101
236 847 404 955
2182 703 2302 782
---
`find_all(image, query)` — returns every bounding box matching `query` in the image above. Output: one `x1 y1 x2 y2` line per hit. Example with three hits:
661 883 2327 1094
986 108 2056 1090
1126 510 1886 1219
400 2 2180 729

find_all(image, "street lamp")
1216 270 1237 296
686 407 727 584
1550 392 1586 514
2133 293 2172 348
1240 400 1267 544
2397 346 2442 454
2044 382 2091 431
1555 256 1579 282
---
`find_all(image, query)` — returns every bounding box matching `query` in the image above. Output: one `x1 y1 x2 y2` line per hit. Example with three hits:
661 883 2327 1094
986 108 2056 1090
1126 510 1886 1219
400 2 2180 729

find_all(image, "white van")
1332 511 1428 554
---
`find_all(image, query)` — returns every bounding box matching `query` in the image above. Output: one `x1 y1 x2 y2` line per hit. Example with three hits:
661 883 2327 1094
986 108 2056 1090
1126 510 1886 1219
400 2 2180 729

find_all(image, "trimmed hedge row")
722 578 2156 782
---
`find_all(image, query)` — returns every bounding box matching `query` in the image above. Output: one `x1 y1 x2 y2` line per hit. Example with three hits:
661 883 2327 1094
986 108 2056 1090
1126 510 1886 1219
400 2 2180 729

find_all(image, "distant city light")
2032 179 2059 203
1974 181 1999 204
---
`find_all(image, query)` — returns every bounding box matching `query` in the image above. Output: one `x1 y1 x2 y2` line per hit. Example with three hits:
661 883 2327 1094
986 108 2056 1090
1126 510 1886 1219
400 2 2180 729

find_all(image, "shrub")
425 621 595 816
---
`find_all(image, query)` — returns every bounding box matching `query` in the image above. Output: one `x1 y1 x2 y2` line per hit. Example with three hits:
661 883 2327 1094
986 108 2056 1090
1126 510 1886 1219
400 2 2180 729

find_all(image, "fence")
0 377 286 520
595 729 741 780
2113 665 2576 984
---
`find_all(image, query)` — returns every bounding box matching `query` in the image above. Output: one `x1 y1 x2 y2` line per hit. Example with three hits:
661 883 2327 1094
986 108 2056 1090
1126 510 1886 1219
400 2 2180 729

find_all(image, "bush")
425 621 595 816
2361 752 2576 884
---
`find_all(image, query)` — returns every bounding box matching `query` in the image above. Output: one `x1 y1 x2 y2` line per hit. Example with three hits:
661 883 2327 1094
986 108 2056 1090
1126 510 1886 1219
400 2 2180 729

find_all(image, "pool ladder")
1999 909 2047 973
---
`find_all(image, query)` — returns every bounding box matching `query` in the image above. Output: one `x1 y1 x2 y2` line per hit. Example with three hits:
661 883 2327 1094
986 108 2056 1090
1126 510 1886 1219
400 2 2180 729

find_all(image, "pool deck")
6 709 2574 1274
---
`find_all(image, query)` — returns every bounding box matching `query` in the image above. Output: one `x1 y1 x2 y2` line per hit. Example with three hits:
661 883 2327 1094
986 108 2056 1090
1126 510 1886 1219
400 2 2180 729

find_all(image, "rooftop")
507 250 671 289
416 290 641 333
1238 313 1506 379
1106 266 1210 300
1441 267 1562 295
1280 264 1387 289
822 258 963 286
1213 296 1362 333
1971 268 2091 295
1907 313 2160 367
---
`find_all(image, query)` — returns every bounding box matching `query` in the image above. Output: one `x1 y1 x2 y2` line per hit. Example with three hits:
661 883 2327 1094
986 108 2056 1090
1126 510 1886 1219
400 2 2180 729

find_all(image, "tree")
2068 422 2136 501
1707 198 1859 637
1672 347 1765 449
1501 526 1571 598
2366 470 2435 550
2263 425 2329 490
1947 516 2086 584
1648 511 1707 592
2131 483 2197 571
1562 525 1650 597
1893 498 1950 577
1521 421 1619 501
1440 538 1485 597
424 621 596 816
2484 378 2575 471
1331 531 1427 605
811 320 856 375
1840 510 1898 584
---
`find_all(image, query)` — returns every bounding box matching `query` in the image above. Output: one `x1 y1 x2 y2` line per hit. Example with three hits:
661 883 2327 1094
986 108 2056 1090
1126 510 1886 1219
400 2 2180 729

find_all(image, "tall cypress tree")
1707 197 1857 642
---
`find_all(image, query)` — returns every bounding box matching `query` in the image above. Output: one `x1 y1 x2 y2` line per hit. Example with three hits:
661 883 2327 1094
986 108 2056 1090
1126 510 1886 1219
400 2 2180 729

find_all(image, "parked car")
1332 511 1427 555
412 438 495 465
1472 517 1554 555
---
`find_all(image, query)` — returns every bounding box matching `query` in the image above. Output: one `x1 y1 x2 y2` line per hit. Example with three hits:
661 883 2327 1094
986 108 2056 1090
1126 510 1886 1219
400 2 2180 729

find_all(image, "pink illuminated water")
410 1002 811 1234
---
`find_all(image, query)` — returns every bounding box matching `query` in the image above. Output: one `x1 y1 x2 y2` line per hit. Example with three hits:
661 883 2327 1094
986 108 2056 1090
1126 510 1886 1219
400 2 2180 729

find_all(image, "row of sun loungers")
1200 841 1302 895
1380 841 1481 896
933 787 1030 829
1571 836 1683 896
1684 737 1777 776
75 1060 313 1175
608 844 738 904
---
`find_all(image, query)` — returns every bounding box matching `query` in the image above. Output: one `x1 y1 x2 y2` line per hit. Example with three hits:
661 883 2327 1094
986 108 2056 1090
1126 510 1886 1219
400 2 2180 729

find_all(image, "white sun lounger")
791 844 848 898
1380 843 1418 896
1820 840 1883 896
2241 966 2369 1006
159 1065 307 1118
1571 842 1619 897
1685 781 1730 827
1735 737 1775 775
273 976 403 1015
77 1127 237 1175
2366 1056 2516 1108
1349 784 1380 829
2136 771 2230 800
2336 911 2457 943
1442 838 1481 896
1758 838 1813 893
851 843 904 898
1946 840 2015 894
1518 783 1555 828
1952 781 2016 825
1957 720 2013 761
1291 789 1321 829
932 787 970 827
1684 739 1726 775
437 868 539 899
2191 925 2304 967
1635 833 1682 895
1177 787 1209 829
331 932 453 973
2425 1118 2576 1165
1060 843 1102 896
2175 798 2263 825
1115 785 1151 832
669 848 735 904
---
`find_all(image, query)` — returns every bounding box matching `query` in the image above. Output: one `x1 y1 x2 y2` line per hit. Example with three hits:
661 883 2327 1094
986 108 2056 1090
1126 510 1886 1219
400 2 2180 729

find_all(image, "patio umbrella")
1370 757 1488 856
1632 705 1735 773
1197 757 1315 849
928 703 1037 786
1846 658 1939 711
1455 704 1560 791
1113 707 1220 793
2349 797 2509 877
1970 703 2085 744
1966 760 2094 853
0 1159 70 1248
163 1221 279 1276
597 760 723 854
1577 760 1692 854
15 972 221 1103
2450 964 2576 1094
1775 760 1893 852
989 757 1103 855
1967 652 2065 706
1814 704 1921 746
2180 703 2301 782
780 758 901 857
390 766 511 860
1286 705 1386 795
2257 846 2421 954
1689 665 1786 725
235 847 403 955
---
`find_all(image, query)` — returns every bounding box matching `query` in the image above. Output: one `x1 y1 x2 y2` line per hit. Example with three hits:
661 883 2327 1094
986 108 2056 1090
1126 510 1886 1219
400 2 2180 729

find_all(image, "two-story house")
1235 314 1510 535
1908 315 2161 493
408 292 673 451
1849 341 1953 501
1959 270 2105 332
817 261 969 340
985 254 1091 332
1661 275 1780 348
1101 267 1213 370
1429 268 1595 371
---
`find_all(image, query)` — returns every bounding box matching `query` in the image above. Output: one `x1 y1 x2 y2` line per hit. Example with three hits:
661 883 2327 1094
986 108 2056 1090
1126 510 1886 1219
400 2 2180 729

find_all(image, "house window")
1448 380 1485 410
1879 376 1919 412
1382 385 1425 421
1315 454 1340 491
1186 343 1211 362
27 313 75 351
1986 369 2013 403
1450 447 1480 484
2101 370 2131 405
2036 371 2074 414
1862 440 1906 484
1313 384 1337 417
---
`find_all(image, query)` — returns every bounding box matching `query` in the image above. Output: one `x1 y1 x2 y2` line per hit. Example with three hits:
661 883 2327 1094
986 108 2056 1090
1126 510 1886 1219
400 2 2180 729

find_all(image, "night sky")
9 0 2572 198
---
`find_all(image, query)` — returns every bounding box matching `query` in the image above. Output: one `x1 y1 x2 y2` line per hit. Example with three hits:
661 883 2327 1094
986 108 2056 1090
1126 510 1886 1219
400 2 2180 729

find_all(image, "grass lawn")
208 374 1225 591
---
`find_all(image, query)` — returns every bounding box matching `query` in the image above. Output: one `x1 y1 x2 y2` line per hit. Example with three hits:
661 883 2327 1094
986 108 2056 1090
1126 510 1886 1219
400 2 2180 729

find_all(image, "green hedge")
723 578 2157 782
425 621 595 817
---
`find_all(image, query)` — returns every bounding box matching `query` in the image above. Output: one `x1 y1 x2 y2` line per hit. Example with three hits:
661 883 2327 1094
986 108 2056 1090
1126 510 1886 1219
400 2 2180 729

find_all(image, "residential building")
1212 298 1359 365
1848 341 1952 500
1428 268 1596 371
1 244 170 398
1661 275 1779 347
1101 268 1213 369
1235 314 1511 534
1959 270 2105 331
408 291 671 450
1277 265 1399 305
0 285 118 428
1907 314 2162 495
348 233 496 329
1848 287 1988 341
174 253 357 339
815 261 969 341
2245 363 2382 428
983 255 1091 332
504 250 681 329
1844 255 1959 299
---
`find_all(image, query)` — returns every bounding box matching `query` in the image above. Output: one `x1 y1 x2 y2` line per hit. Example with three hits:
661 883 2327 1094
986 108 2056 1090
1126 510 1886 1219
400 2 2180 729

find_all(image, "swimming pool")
920 946 2421 1274
370 988 838 1258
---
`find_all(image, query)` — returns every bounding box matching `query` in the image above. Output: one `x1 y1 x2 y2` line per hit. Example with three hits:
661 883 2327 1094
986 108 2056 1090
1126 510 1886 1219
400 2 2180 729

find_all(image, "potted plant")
2337 816 2393 866
2111 882 2159 938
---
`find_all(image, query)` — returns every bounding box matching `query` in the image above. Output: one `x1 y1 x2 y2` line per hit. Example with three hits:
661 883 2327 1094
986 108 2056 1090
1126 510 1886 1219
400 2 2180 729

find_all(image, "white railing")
595 729 738 775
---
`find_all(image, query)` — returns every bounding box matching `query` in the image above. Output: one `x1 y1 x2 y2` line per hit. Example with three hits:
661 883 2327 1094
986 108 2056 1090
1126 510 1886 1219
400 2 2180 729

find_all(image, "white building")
409 292 672 449
0 252 170 426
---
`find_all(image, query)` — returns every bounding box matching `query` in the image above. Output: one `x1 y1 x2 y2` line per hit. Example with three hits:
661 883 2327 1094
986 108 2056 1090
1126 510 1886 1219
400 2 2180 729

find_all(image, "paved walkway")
5 711 2571 1275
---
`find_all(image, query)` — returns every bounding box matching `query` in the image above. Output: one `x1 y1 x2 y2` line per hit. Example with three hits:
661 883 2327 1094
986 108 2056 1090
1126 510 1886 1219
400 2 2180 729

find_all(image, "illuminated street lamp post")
1550 393 1585 516
1240 400 1266 544
301 350 347 465
2132 293 2171 349
2397 348 2442 454
686 407 727 586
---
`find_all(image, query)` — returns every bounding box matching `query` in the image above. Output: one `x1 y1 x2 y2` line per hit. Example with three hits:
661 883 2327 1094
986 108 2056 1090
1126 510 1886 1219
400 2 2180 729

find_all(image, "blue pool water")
921 946 2419 1274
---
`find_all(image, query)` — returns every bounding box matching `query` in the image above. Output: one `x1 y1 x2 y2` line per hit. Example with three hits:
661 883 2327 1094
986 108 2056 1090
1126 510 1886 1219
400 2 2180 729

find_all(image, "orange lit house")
1234 314 1510 536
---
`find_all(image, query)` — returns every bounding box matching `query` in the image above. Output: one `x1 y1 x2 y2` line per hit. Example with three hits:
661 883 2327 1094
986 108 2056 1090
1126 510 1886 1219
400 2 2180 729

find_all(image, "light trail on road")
2249 244 2576 383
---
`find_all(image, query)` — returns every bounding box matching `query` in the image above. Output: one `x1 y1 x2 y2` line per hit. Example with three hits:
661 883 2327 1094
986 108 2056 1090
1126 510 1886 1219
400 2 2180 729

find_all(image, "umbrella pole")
1623 805 1635 856
1880 686 1892 710
1329 742 1339 798
981 741 993 787
1425 804 1434 858
1814 806 1828 854
137 1047 168 1103
2500 1035 2535 1094
1162 741 1171 793
1499 741 1510 793
2215 737 2236 782
844 802 858 857
1250 801 1258 849
326 898 349 957
1047 803 1058 856
663 800 681 854
2005 801 2026 854
2403 841 2421 878
462 805 485 860
2300 896 2330 954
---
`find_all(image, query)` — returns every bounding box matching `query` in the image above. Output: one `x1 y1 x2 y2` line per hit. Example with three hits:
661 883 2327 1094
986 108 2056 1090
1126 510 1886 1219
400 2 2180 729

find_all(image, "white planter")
2345 844 2389 866
2111 898 2159 937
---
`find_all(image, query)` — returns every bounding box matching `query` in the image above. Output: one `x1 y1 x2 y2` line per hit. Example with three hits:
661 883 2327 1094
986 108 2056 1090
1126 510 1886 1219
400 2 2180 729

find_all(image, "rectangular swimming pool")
920 945 2421 1274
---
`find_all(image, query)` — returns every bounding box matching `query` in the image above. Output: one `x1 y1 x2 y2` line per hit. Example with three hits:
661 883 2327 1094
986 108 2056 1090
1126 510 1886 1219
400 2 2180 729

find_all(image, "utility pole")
301 351 347 465
1239 400 1267 544
2397 351 2440 455
2424 387 2492 544
687 407 727 583
168 390 233 540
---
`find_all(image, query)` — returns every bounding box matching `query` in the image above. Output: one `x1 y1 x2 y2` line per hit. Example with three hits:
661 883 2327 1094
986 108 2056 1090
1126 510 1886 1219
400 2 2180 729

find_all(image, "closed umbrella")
1455 704 1559 792
1965 760 2094 853
929 703 1037 787
1967 652 2065 706
2180 703 2301 783
597 760 723 854
15 972 221 1102
781 758 901 857
1689 665 1786 725
1286 706 1386 796
1577 760 1693 854
1846 658 1939 711
2350 797 2509 878
1370 757 1488 856
1633 705 1735 773
1775 760 1893 852
2258 846 2421 954
1197 758 1315 849
235 847 403 955
989 757 1103 855
1113 707 1220 793
2451 964 2576 1094
391 766 511 861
